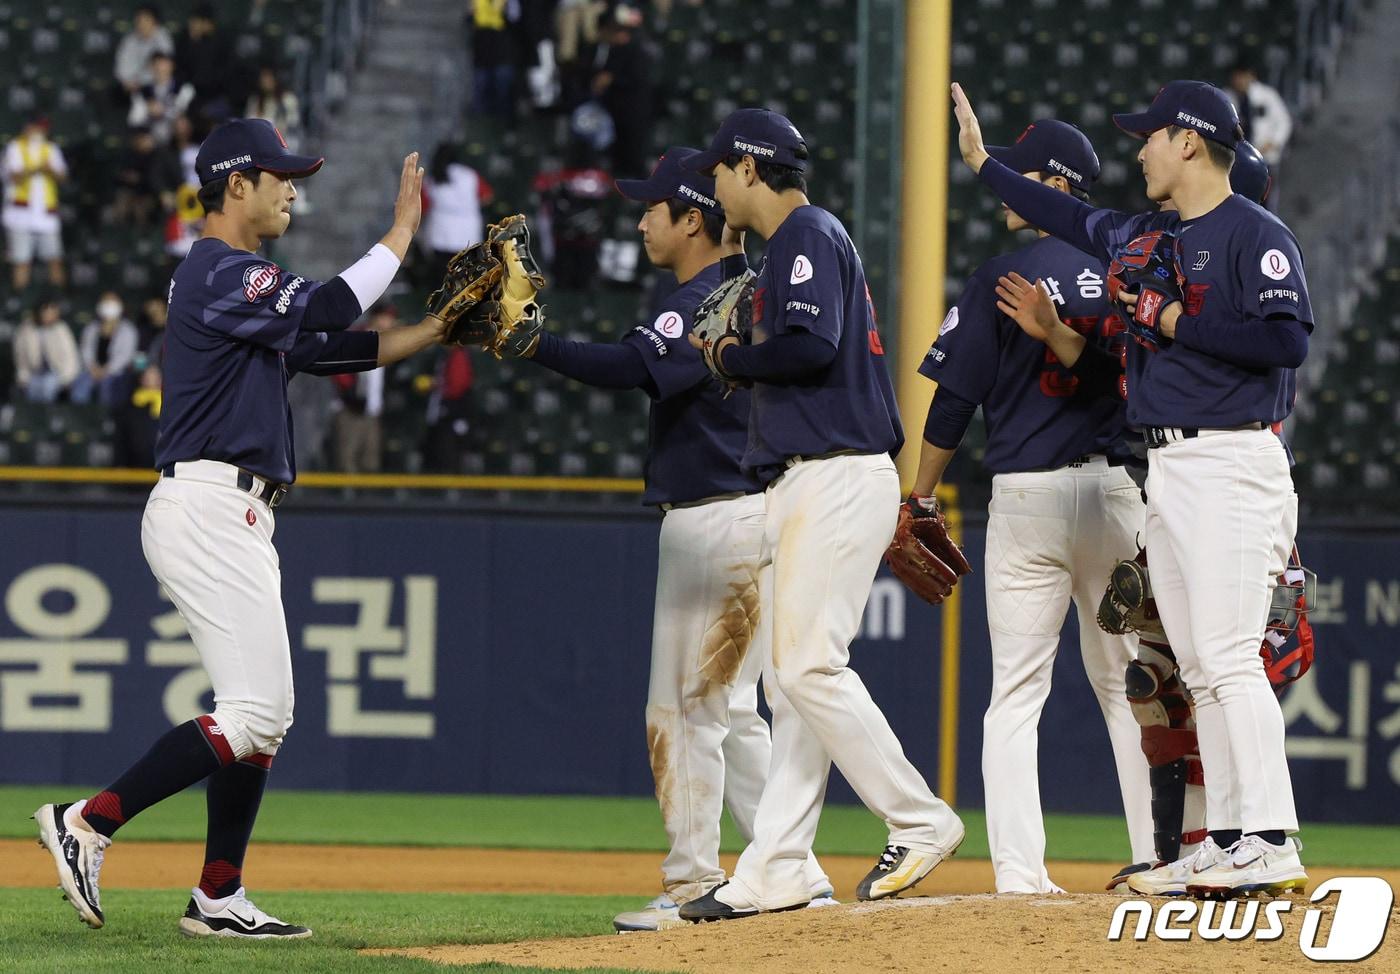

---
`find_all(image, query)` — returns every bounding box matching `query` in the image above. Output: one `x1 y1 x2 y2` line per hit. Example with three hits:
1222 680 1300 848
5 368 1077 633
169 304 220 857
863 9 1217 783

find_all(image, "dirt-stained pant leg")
646 493 766 904
730 454 959 910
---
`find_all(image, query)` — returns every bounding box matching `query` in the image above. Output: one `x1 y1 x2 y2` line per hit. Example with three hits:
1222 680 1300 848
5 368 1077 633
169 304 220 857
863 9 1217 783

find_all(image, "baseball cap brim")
614 175 670 201
684 148 727 174
986 145 1025 168
1111 111 1165 138
259 153 325 178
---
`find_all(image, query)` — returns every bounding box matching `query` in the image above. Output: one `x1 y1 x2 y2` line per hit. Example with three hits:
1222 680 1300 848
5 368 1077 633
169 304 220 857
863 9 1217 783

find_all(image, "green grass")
2 786 1396 866
0 888 660 974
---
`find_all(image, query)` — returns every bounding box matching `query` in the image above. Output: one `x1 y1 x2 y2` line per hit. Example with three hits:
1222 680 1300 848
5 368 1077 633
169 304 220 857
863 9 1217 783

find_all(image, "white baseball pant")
981 456 1154 893
1144 427 1299 834
647 492 829 904
140 460 293 760
728 453 962 911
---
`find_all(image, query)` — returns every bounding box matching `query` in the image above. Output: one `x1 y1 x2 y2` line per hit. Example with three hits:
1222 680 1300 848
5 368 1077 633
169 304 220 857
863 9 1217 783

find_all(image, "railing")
307 0 380 138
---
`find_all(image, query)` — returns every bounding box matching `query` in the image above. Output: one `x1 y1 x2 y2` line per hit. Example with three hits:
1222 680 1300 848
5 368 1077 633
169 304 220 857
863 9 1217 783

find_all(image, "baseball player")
501 147 832 931
35 118 444 936
954 81 1312 898
678 109 965 922
914 119 1154 894
995 138 1283 895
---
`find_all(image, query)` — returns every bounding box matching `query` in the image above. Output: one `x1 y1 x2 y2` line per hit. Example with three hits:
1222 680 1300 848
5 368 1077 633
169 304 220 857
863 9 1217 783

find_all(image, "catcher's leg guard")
1107 639 1204 888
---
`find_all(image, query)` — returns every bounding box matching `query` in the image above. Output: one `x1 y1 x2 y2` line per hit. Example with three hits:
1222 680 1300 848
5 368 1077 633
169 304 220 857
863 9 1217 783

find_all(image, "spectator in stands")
72 292 139 407
114 4 174 95
111 126 182 227
423 142 493 266
589 4 654 176
556 0 605 65
1229 62 1293 205
13 298 80 402
332 305 394 473
113 359 163 468
3 116 68 292
164 115 204 257
177 4 238 124
128 51 195 146
470 0 522 120
423 345 476 472
137 295 168 370
245 65 303 141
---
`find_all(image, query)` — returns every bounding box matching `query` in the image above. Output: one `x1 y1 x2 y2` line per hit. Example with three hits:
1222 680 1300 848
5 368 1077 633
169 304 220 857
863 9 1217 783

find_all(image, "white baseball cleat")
613 894 683 932
179 886 312 939
1126 836 1228 897
1185 835 1307 899
35 800 110 929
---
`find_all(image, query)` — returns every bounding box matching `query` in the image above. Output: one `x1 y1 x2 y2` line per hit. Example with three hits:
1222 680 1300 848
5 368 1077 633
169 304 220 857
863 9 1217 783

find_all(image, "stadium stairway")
279 0 467 281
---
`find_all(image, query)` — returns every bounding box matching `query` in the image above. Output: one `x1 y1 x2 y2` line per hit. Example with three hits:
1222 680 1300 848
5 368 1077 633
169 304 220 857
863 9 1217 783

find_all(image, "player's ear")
1046 174 1070 195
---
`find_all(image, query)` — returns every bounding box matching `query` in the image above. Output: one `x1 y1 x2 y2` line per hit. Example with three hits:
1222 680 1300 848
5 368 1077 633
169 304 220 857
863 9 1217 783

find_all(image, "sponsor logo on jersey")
790 255 813 285
1260 249 1292 280
243 264 281 302
938 306 959 337
1192 250 1211 270
675 184 717 210
926 346 946 364
211 154 253 173
632 324 668 356
1045 157 1082 183
1175 111 1217 133
1260 287 1300 303
733 138 776 158
653 310 684 339
786 300 820 316
273 276 305 315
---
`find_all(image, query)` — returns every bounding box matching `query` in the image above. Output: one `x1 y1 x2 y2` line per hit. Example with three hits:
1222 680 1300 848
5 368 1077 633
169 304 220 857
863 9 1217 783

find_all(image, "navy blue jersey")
155 238 378 483
622 257 757 506
918 235 1129 473
1081 194 1313 428
744 205 902 476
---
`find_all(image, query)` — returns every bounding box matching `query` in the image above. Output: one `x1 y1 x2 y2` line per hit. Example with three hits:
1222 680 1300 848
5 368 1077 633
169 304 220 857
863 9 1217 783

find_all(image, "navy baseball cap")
615 146 721 215
1113 80 1242 147
987 119 1100 191
195 117 324 186
687 108 808 174
1230 139 1272 204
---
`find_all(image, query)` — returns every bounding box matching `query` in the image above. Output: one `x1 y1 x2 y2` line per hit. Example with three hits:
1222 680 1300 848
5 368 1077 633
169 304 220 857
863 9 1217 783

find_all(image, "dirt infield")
386 893 1400 974
6 841 1397 972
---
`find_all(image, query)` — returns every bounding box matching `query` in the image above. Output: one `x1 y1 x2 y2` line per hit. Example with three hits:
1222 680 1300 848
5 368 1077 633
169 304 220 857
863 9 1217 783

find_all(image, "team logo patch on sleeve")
938 306 959 337
242 263 281 302
790 255 813 285
653 310 684 339
1260 249 1292 280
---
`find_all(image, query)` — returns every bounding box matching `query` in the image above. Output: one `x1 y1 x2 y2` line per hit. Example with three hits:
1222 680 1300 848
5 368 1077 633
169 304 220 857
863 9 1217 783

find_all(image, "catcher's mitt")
1107 229 1183 347
691 269 756 390
884 496 974 605
428 214 547 357
1096 548 1167 640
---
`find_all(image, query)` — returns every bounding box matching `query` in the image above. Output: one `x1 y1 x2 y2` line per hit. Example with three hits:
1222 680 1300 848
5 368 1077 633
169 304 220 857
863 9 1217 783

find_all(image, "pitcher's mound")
379 893 1397 974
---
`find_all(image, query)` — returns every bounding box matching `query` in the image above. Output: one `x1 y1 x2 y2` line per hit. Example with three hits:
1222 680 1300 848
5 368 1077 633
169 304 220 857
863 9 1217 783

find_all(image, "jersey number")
1039 316 1101 398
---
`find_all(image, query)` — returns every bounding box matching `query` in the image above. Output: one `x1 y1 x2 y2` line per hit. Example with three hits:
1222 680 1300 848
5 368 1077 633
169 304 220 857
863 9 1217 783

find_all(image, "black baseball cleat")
179 887 313 939
34 801 110 929
679 882 810 923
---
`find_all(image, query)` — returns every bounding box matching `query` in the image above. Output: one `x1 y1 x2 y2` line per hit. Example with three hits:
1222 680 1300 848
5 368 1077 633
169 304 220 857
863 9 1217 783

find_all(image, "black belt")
161 463 291 510
1143 422 1267 449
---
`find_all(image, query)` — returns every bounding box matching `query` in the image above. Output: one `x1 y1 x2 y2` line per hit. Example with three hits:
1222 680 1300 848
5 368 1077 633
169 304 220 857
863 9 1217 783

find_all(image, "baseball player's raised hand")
951 83 989 173
393 152 424 235
995 272 1060 341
